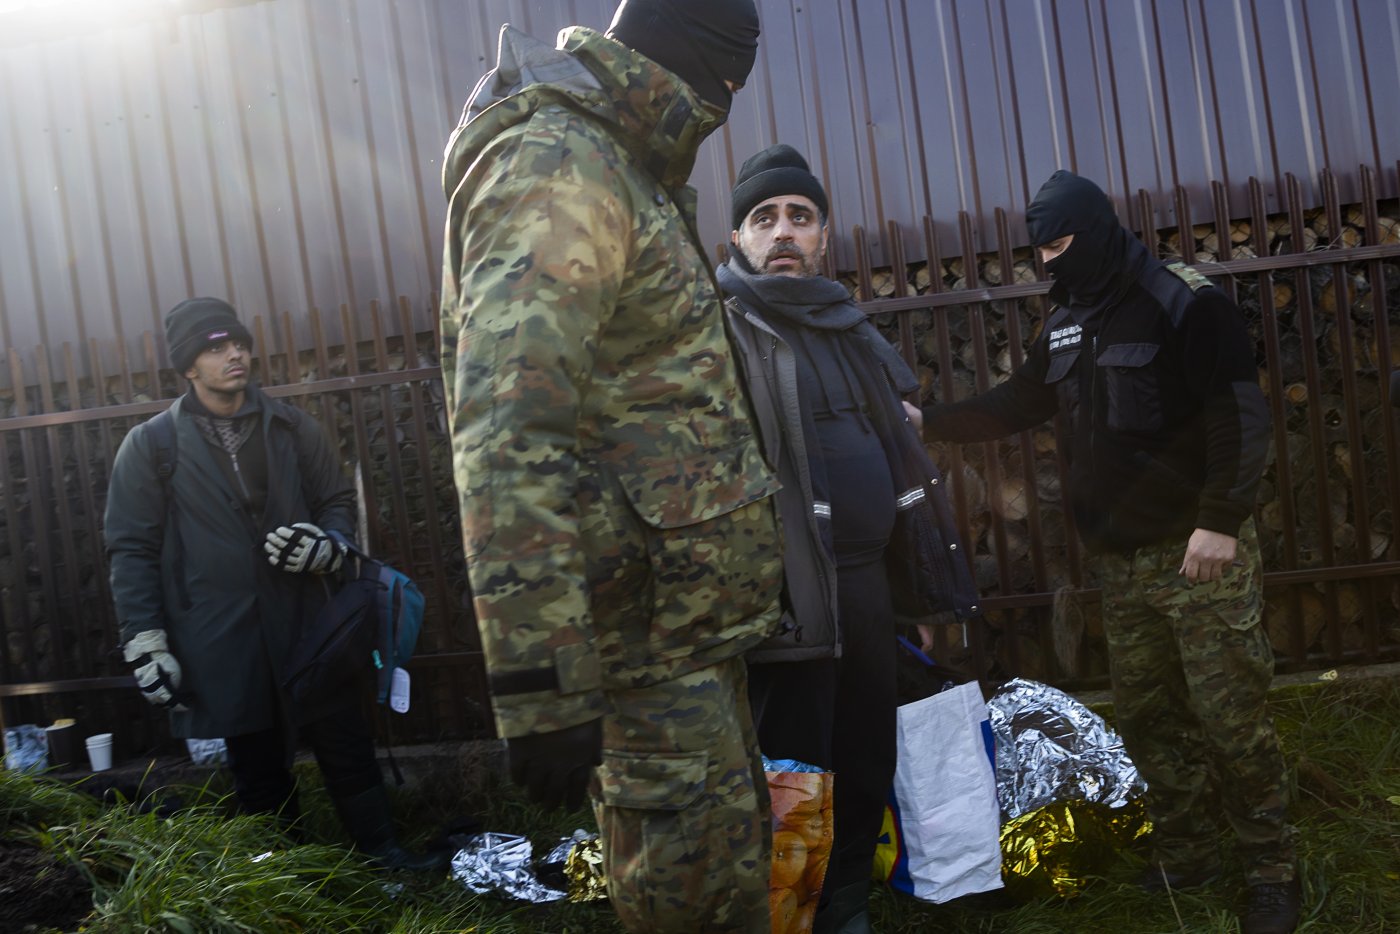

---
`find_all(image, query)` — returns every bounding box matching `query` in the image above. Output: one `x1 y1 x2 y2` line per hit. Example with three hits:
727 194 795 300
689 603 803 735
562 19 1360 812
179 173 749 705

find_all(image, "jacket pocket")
1097 342 1162 432
1045 349 1081 420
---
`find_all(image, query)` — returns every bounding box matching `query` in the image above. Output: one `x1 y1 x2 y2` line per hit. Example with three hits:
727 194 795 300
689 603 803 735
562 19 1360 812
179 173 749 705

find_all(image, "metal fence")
2 165 1398 749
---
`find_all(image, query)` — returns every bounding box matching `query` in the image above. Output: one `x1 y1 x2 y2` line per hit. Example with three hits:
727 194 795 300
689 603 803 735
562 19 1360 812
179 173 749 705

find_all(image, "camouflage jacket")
440 26 782 738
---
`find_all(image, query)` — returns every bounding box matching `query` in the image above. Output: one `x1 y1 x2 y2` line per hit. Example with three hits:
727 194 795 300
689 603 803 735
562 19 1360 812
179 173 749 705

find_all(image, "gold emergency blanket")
1000 797 1151 899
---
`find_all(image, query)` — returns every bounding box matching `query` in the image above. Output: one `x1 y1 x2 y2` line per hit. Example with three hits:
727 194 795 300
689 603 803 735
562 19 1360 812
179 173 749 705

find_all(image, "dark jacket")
922 256 1270 554
104 385 356 738
721 262 981 664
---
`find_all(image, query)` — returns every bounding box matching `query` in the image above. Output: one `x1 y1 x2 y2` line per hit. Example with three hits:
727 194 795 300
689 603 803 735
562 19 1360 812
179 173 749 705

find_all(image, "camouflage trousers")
1098 518 1296 885
592 655 772 933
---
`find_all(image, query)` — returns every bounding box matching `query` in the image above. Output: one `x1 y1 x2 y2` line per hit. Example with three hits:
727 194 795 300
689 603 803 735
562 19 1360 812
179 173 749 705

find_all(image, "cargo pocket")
1097 342 1162 432
596 751 710 913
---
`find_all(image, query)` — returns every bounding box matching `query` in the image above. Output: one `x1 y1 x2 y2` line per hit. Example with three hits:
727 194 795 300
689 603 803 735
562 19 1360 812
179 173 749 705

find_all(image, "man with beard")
439 2 782 931
105 298 440 871
721 144 981 934
915 170 1300 934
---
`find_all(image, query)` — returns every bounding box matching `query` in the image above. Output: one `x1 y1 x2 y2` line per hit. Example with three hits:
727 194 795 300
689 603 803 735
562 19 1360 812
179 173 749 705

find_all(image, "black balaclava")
1025 169 1133 310
606 0 760 113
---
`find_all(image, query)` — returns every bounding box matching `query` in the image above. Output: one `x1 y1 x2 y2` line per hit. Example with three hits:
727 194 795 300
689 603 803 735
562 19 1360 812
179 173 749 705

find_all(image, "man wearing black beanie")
722 144 982 934
105 298 444 872
441 3 781 932
918 171 1299 934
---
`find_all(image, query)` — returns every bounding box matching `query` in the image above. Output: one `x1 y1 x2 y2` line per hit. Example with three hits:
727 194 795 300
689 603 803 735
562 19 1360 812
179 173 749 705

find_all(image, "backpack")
280 536 425 713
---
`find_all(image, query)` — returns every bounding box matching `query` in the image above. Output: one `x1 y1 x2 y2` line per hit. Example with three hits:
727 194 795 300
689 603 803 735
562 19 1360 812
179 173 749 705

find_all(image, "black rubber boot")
813 880 873 934
330 785 449 872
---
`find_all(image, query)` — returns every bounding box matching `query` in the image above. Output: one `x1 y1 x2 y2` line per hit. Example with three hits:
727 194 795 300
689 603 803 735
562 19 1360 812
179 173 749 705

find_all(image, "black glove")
263 522 345 574
506 719 603 811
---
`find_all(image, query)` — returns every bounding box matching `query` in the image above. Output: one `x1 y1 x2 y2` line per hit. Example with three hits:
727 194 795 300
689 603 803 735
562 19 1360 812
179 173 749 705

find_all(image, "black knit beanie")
730 143 829 230
606 0 760 110
165 297 253 373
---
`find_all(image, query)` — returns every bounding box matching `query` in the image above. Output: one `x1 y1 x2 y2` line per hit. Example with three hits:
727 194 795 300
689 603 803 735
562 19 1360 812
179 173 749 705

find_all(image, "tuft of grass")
0 768 99 836
38 796 388 933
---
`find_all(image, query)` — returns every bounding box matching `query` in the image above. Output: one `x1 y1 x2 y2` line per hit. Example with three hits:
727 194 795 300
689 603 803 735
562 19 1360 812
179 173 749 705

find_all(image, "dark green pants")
1098 519 1295 884
593 655 772 933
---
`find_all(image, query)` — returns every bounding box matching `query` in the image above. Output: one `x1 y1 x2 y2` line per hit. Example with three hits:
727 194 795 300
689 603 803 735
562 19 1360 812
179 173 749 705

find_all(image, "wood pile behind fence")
3 165 1399 750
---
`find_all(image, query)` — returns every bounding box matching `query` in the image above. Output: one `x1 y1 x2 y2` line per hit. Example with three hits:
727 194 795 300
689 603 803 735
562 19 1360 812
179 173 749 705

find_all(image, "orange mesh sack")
766 767 835 934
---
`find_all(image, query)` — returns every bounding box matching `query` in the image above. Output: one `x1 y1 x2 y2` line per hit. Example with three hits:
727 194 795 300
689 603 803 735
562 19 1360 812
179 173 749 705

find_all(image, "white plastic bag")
884 681 1003 903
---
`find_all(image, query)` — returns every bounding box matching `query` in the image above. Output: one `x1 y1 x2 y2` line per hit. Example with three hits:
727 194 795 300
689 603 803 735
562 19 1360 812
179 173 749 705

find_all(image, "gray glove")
123 629 190 712
263 522 345 574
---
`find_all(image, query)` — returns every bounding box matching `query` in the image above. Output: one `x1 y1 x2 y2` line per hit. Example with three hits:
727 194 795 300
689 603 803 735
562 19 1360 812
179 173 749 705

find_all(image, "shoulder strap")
148 407 178 484
147 407 192 611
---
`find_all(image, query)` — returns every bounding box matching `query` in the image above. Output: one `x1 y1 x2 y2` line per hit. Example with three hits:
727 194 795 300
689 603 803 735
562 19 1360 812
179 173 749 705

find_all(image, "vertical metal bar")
1320 169 1378 655
1249 177 1305 661
1211 180 1238 303
1285 173 1342 661
959 210 1013 606
366 301 416 560
338 303 385 553
1359 164 1396 659
6 351 47 679
397 296 452 650
35 351 88 679
63 342 116 654
852 225 875 302
994 208 1049 593
886 221 918 377
1138 189 1159 260
306 306 343 459
920 214 989 680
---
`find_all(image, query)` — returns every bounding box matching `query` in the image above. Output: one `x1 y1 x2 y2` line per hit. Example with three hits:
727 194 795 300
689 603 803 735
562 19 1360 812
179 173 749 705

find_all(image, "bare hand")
902 401 924 434
1179 528 1238 583
916 623 935 654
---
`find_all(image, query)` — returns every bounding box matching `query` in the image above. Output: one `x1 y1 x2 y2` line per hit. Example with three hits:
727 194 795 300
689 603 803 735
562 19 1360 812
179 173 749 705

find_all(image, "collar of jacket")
176 382 296 432
444 25 721 194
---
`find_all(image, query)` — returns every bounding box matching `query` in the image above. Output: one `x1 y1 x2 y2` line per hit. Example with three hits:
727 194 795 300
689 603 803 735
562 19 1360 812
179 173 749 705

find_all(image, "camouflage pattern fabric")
1098 518 1296 885
439 25 782 741
594 655 772 932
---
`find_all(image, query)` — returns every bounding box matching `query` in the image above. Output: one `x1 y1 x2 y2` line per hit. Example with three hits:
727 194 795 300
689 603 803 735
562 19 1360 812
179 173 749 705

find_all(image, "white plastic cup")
84 733 113 772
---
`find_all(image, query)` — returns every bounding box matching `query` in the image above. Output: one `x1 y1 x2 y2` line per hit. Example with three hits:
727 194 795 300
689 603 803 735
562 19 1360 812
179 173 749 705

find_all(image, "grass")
3 673 1397 933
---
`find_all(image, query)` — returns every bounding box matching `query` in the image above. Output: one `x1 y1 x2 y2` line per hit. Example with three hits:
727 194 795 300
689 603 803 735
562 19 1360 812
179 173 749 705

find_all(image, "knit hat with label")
165 297 253 373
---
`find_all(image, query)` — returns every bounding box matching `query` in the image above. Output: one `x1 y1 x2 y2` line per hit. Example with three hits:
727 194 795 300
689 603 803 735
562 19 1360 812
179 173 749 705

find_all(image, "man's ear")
730 229 741 246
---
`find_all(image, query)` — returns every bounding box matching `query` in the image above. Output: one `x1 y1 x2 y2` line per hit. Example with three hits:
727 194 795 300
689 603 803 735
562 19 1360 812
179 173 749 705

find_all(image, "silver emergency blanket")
450 832 567 903
987 677 1145 819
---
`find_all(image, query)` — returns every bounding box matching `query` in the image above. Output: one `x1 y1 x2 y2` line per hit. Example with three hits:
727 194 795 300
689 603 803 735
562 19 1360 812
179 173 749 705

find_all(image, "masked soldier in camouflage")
439 2 781 931
916 170 1300 934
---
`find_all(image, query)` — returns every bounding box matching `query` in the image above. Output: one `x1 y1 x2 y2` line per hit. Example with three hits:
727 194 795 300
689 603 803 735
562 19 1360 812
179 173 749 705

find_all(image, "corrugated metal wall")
0 0 1396 383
